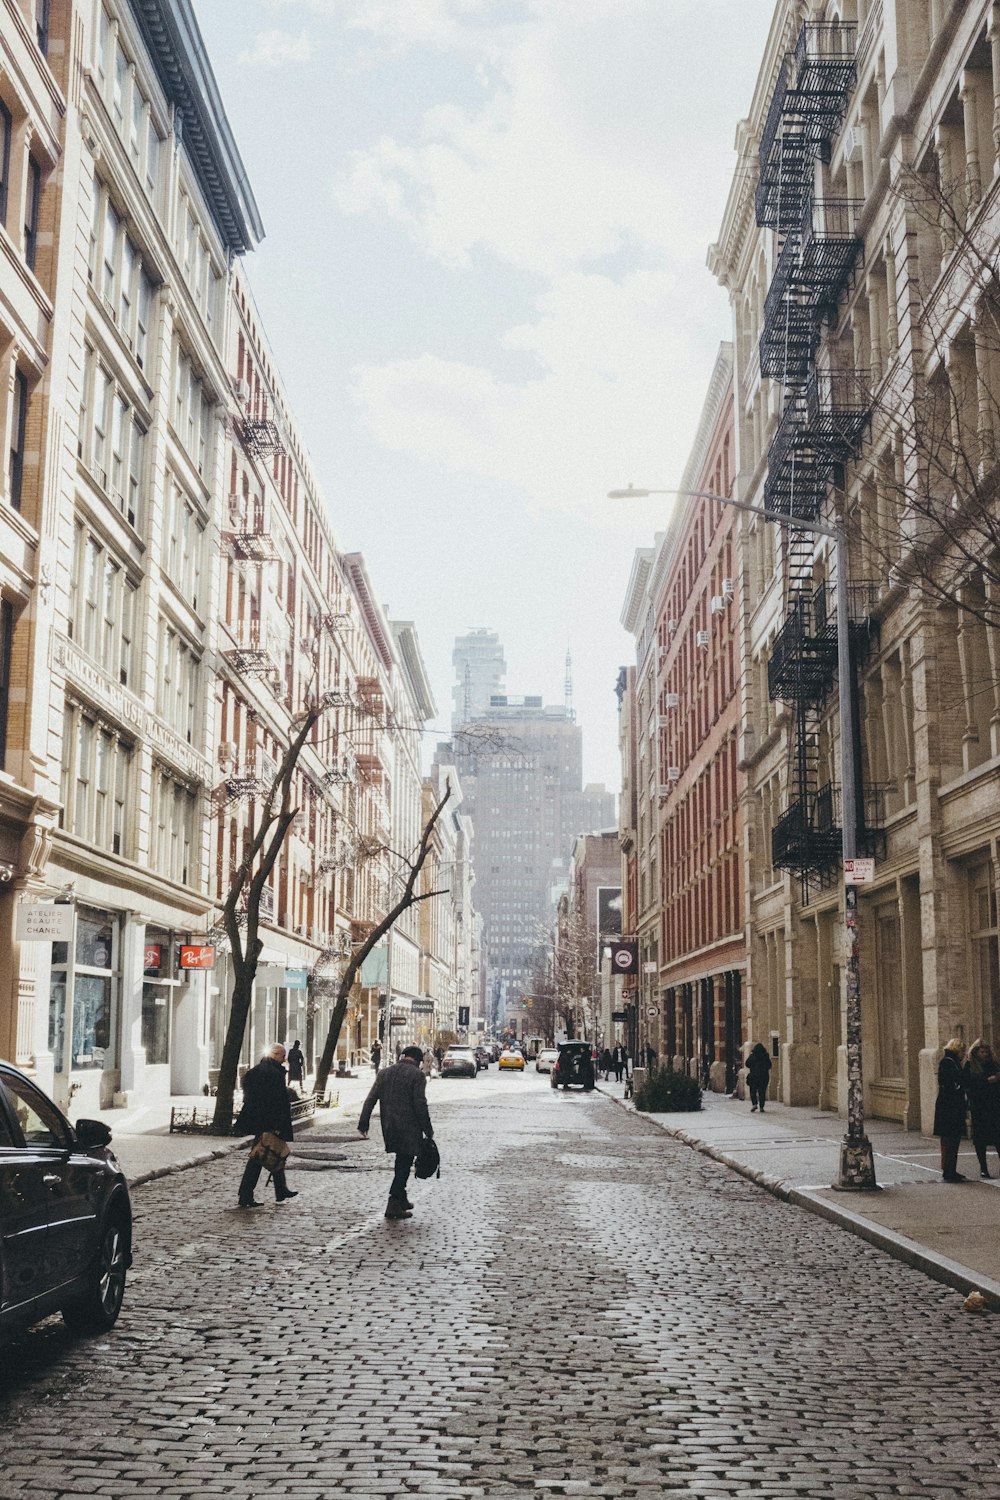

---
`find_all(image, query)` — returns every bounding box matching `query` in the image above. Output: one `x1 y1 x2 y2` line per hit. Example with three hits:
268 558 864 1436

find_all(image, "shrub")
633 1067 702 1113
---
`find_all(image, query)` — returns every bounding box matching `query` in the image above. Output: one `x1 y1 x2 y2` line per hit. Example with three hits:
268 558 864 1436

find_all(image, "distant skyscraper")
448 632 616 1032
451 628 506 727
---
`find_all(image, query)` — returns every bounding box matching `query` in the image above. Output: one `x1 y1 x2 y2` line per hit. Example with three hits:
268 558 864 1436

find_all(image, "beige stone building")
0 0 476 1110
710 0 1000 1128
2 0 262 1113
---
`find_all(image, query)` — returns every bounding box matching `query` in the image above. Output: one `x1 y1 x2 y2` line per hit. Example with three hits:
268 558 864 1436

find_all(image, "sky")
193 0 775 789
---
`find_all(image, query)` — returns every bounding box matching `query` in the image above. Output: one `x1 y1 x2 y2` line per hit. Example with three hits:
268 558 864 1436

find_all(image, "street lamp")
611 484 877 1191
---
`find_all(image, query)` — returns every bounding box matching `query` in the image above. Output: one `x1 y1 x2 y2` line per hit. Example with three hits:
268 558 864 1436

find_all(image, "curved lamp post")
611 485 877 1191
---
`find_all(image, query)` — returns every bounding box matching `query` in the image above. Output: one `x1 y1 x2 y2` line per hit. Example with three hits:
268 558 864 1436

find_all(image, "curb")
128 1137 248 1190
597 1086 1000 1308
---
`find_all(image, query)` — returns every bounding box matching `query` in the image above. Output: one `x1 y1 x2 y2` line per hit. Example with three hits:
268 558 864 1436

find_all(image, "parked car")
498 1049 525 1071
0 1060 133 1343
535 1048 559 1073
474 1047 490 1071
551 1041 596 1091
441 1047 478 1079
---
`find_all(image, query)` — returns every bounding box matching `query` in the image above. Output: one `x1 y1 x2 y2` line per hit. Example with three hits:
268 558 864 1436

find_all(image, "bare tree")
312 779 453 1098
211 706 322 1132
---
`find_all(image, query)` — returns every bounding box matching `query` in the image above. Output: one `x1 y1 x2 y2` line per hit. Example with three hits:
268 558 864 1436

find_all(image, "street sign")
15 902 75 942
646 1005 659 1018
180 945 215 970
642 962 658 975
458 1006 470 1027
844 858 875 885
611 1010 627 1023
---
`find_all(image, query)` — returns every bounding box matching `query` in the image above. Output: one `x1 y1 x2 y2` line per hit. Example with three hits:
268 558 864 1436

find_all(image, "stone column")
989 7 1000 173
960 72 983 212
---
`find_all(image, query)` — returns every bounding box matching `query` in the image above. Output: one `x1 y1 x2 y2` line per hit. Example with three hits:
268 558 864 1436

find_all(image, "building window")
971 864 1000 1046
156 622 200 744
874 902 904 1082
151 767 197 886
67 521 137 686
60 702 132 856
79 346 145 525
35 0 50 56
0 100 11 228
165 479 205 613
24 156 41 272
0 600 12 770
8 369 28 511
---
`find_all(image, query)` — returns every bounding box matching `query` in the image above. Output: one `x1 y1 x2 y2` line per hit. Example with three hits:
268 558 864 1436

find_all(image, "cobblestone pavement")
3 1075 1000 1500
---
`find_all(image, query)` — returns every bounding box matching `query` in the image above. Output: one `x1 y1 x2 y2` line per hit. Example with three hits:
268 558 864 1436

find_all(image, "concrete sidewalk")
598 1080 1000 1305
87 1070 379 1186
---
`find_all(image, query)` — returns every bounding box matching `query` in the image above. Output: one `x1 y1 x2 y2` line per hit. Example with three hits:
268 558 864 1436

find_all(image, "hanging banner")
610 941 638 975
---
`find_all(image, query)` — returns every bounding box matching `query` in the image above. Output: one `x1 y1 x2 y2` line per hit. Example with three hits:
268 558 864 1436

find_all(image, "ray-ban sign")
180 945 216 970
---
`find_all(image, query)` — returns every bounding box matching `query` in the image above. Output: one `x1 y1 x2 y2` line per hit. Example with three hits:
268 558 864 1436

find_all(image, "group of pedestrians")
933 1037 1000 1182
598 1045 629 1082
234 1039 436 1221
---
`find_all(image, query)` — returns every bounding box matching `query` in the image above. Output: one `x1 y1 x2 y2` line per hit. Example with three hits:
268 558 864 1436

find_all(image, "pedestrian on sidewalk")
933 1038 969 1182
357 1044 434 1220
286 1039 305 1091
234 1044 298 1208
964 1039 1000 1179
746 1042 772 1113
600 1047 612 1081
613 1044 626 1083
371 1040 382 1073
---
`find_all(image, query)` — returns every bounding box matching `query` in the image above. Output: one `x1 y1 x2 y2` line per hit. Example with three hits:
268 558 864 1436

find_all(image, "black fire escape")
756 22 880 894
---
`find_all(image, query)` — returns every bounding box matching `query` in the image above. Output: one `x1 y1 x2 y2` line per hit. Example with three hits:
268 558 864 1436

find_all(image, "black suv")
0 1060 132 1342
550 1041 596 1091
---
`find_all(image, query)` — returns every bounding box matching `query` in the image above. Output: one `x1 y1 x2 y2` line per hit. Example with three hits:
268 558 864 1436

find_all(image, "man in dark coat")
235 1043 297 1208
357 1044 433 1220
286 1039 305 1088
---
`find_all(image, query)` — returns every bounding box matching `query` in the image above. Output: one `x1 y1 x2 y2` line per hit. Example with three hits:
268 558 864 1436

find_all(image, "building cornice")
620 543 657 634
342 552 395 672
127 0 264 254
391 620 437 722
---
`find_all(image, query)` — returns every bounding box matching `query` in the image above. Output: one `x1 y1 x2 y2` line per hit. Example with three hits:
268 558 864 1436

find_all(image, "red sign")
180 945 216 970
143 945 161 971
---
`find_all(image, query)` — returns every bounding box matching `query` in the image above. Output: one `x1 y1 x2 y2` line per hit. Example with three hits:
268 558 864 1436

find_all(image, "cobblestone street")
2 1077 1000 1500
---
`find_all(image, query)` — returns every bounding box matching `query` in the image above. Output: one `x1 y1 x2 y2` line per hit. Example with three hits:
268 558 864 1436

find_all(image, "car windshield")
447 1049 474 1057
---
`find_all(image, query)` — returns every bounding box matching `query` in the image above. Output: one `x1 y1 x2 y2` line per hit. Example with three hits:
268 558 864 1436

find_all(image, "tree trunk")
212 959 256 1131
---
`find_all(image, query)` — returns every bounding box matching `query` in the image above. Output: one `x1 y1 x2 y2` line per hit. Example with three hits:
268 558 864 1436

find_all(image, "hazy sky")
193 0 774 788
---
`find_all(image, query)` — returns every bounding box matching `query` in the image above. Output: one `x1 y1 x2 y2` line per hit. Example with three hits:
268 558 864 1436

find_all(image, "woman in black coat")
964 1039 1000 1179
933 1038 968 1182
235 1044 296 1208
746 1042 772 1113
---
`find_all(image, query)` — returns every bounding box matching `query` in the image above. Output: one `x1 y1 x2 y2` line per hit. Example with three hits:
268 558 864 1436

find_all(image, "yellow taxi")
498 1048 525 1071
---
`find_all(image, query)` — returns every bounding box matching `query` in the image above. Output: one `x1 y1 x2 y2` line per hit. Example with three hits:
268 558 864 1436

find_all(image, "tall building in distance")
450 634 614 1031
451 628 506 727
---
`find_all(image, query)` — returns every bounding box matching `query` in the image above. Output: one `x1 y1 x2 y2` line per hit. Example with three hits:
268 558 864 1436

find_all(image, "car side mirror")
75 1117 112 1149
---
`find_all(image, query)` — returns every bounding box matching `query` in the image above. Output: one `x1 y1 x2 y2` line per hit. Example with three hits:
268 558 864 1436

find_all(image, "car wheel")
62 1212 129 1335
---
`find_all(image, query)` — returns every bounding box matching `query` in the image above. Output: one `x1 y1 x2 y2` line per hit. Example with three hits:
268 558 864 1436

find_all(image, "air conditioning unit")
842 124 864 164
656 785 673 798
711 595 726 614
667 619 678 634
667 766 681 781
218 740 238 768
696 630 710 649
228 493 243 524
722 577 734 597
233 377 250 406
658 648 669 668
664 692 679 709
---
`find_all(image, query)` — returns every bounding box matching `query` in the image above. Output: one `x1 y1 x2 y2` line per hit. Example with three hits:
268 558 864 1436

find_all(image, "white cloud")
333 0 750 515
237 28 314 68
353 266 720 520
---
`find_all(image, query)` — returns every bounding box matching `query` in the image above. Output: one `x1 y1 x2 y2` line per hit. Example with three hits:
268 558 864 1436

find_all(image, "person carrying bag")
235 1043 298 1208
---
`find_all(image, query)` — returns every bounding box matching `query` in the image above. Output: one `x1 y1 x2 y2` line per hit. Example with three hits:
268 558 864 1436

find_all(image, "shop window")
141 929 182 1066
47 909 120 1072
874 902 904 1081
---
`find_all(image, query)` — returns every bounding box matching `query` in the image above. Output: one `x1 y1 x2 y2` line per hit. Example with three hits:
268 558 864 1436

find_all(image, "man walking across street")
357 1044 434 1220
235 1043 298 1208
